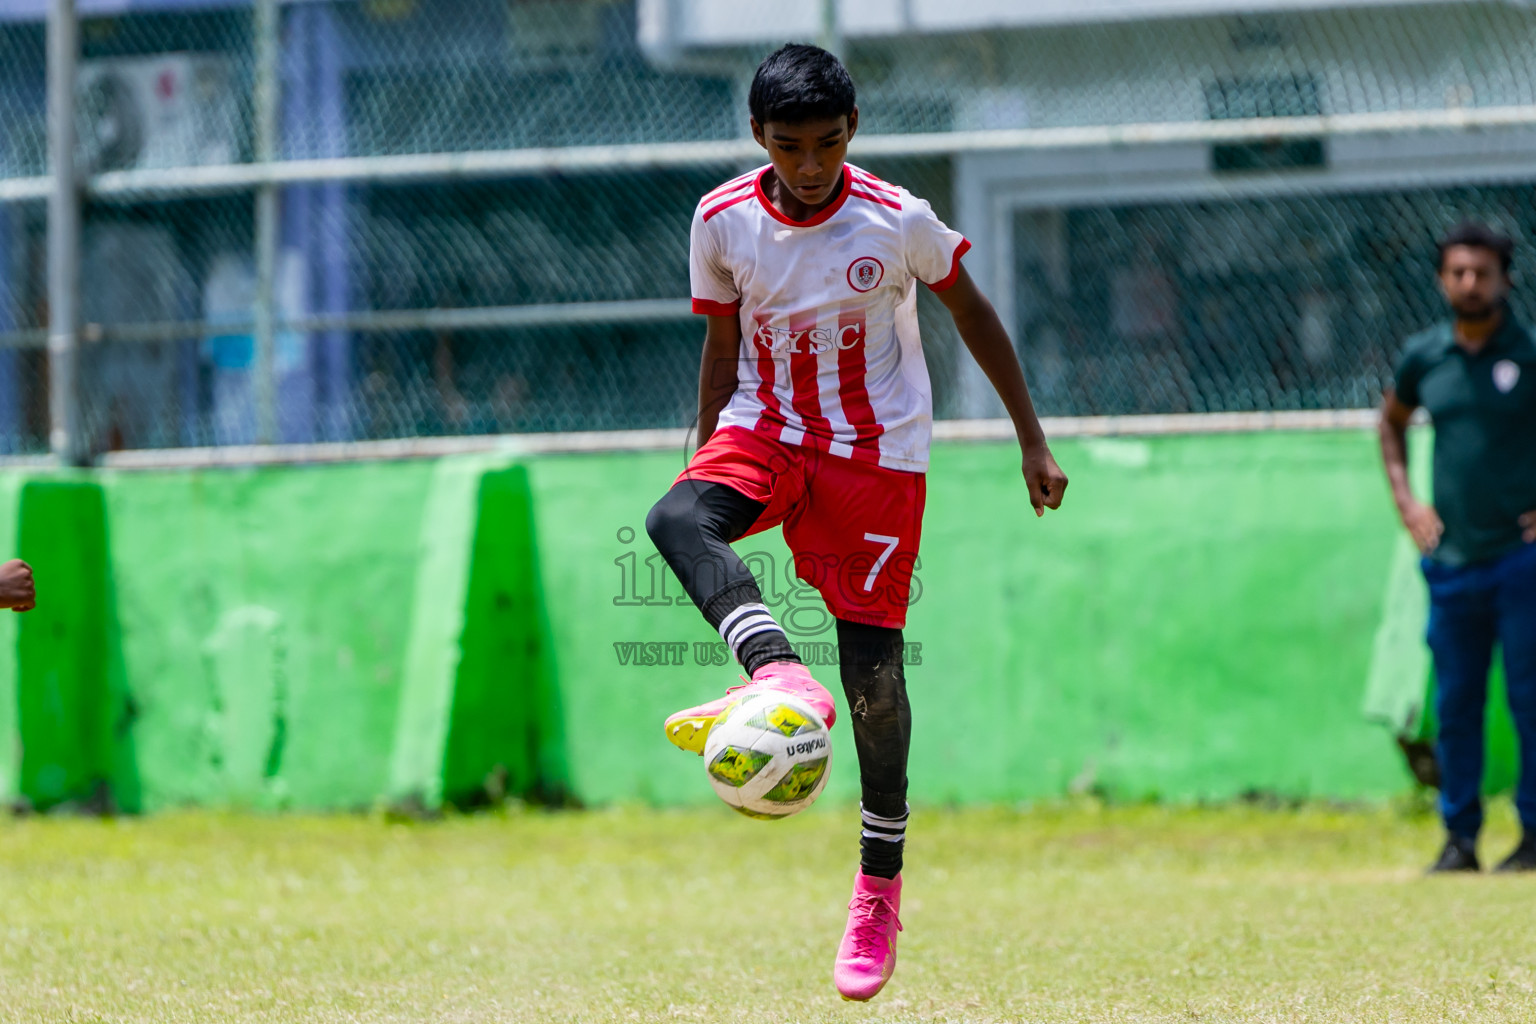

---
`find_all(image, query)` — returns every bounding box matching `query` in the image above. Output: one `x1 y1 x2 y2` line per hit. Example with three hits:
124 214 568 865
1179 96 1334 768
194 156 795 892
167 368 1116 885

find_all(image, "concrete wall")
0 430 1496 812
528 430 1419 807
0 457 563 812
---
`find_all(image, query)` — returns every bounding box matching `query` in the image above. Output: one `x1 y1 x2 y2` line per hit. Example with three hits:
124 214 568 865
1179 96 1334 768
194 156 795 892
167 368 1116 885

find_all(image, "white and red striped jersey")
689 162 969 473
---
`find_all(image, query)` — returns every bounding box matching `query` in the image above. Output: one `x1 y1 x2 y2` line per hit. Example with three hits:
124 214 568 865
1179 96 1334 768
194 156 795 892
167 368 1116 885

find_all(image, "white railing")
80 408 1384 471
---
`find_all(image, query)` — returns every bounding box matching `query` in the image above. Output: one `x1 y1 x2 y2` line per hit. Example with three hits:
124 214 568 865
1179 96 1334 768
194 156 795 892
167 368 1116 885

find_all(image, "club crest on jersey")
1494 359 1521 393
847 257 885 293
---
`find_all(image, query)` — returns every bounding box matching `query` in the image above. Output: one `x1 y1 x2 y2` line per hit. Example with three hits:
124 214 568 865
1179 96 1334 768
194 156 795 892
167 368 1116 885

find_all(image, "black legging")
837 618 911 820
644 479 766 624
645 478 911 818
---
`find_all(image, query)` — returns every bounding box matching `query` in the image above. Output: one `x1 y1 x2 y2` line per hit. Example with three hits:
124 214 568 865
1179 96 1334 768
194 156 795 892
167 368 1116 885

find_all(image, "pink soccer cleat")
834 870 903 1001
662 661 835 754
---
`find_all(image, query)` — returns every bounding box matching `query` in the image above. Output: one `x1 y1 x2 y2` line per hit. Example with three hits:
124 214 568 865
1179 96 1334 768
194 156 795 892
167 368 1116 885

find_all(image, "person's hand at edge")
1402 502 1444 554
0 559 35 612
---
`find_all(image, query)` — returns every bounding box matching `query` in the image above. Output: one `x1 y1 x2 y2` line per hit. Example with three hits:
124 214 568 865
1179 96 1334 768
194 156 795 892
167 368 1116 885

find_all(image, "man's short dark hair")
749 44 856 126
1438 221 1515 273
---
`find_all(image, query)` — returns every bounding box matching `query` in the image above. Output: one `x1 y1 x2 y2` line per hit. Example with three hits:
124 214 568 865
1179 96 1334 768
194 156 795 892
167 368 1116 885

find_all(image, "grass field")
0 800 1530 1023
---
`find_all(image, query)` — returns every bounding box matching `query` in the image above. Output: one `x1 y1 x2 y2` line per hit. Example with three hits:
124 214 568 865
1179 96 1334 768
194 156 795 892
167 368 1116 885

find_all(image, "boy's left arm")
934 265 1068 517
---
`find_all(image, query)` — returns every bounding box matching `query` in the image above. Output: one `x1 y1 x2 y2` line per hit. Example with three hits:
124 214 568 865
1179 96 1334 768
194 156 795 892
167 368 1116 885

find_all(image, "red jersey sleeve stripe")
850 172 900 197
701 182 752 207
702 172 758 204
849 189 901 210
699 183 753 211
925 238 972 292
702 192 755 222
854 171 897 196
692 298 740 316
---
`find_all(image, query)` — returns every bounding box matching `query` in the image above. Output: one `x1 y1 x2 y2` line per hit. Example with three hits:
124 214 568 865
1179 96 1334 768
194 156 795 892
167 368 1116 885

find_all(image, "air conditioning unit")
77 54 240 173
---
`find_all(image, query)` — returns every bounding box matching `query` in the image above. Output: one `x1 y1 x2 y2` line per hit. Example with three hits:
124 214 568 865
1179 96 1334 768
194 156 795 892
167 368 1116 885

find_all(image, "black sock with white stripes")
860 801 909 879
837 620 912 879
702 583 800 677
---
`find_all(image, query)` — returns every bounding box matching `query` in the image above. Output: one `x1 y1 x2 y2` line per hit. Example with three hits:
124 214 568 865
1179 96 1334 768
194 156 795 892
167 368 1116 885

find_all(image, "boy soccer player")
645 44 1067 1001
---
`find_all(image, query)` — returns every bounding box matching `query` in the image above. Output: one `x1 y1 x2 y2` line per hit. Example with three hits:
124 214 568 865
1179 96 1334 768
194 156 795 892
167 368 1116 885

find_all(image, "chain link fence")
1014 181 1536 417
2 0 1535 455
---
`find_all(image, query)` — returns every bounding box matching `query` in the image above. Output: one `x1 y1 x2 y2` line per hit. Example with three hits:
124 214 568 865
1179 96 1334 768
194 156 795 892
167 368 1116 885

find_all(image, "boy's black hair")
749 43 856 126
1438 220 1515 273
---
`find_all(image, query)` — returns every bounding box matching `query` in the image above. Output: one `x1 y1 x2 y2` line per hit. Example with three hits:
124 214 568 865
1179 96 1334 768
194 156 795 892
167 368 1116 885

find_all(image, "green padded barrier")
1362 533 1431 736
441 464 568 806
103 462 439 810
525 447 818 808
0 428 1464 812
1364 429 1434 736
202 605 286 805
387 457 491 809
387 458 566 809
89 455 561 813
0 471 29 804
527 431 1411 807
15 479 138 811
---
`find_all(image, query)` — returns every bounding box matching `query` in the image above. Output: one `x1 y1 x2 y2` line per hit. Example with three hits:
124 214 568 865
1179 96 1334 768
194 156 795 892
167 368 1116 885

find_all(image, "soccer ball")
703 690 832 819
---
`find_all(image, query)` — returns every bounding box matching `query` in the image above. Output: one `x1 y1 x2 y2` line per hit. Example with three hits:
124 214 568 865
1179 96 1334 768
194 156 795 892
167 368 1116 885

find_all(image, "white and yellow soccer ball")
703 690 832 819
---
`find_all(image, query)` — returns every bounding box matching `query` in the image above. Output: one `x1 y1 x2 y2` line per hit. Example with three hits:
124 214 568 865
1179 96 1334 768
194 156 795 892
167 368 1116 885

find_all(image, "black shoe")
1494 835 1536 873
1428 836 1480 874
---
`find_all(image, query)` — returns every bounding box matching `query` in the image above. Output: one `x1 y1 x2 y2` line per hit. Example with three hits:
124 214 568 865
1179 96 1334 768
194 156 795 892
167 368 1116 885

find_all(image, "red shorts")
677 426 926 629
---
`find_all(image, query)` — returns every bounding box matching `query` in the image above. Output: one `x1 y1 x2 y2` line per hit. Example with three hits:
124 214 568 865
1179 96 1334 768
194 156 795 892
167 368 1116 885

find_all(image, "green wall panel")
386 458 494 810
15 479 136 811
527 431 1413 807
441 465 568 805
910 433 1406 802
386 458 568 809
525 448 825 808
101 457 558 812
103 463 439 810
0 471 28 803
0 430 1480 812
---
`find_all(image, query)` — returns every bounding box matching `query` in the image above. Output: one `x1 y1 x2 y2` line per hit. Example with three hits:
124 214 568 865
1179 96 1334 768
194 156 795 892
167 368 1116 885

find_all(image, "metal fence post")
819 0 842 58
47 0 83 465
253 0 280 445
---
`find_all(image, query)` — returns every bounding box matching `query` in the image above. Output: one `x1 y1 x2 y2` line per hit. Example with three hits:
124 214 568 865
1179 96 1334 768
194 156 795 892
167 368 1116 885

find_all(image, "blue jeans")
1423 542 1536 839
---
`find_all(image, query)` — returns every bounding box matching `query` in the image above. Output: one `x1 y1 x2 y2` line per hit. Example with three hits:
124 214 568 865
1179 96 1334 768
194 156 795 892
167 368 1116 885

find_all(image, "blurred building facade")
0 0 1533 452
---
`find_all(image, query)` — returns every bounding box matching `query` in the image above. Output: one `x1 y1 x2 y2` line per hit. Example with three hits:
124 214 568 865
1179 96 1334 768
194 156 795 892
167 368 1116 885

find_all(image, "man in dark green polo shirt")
1379 221 1536 874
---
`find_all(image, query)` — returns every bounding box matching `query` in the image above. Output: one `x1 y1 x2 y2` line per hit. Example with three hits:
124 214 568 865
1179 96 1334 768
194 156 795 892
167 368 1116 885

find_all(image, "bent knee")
645 490 689 547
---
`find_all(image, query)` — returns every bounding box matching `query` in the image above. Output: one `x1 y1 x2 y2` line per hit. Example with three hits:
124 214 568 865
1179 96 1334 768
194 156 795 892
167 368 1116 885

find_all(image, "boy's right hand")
0 559 36 612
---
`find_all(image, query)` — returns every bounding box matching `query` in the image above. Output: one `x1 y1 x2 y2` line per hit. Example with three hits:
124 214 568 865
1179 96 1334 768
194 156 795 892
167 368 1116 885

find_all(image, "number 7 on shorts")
862 533 900 593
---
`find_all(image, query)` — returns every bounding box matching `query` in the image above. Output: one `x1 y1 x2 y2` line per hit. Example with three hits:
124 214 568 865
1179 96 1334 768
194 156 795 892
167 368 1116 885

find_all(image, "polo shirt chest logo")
1493 359 1521 394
